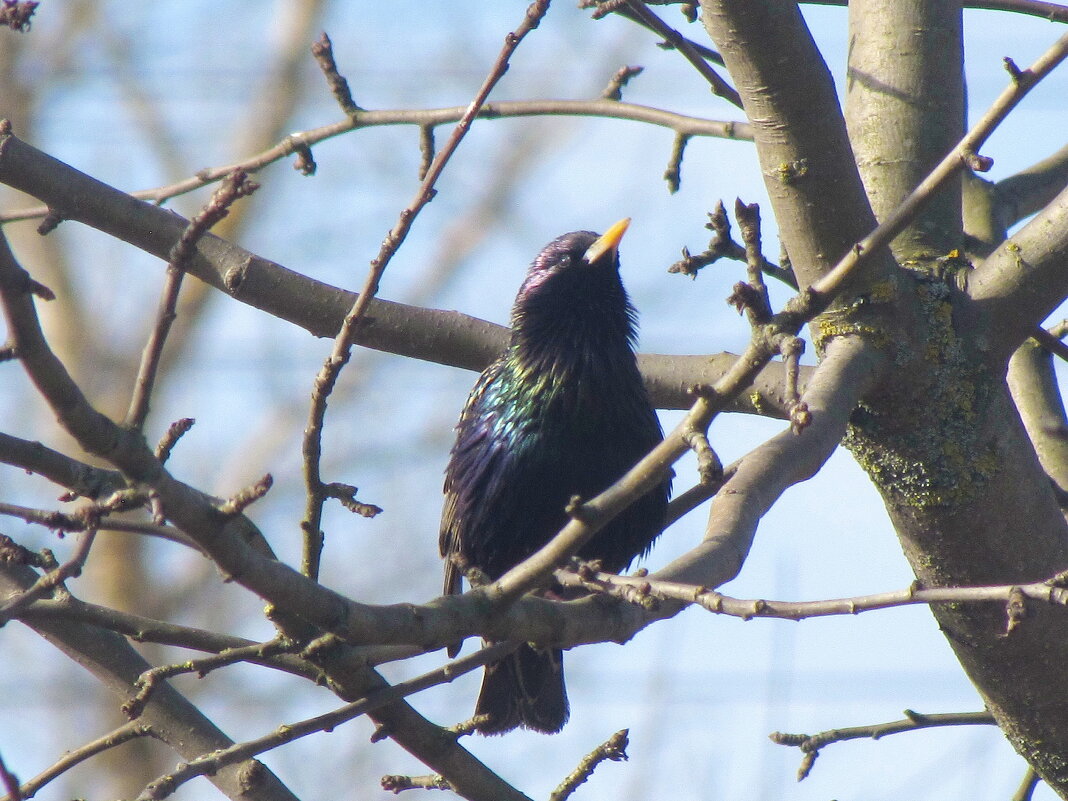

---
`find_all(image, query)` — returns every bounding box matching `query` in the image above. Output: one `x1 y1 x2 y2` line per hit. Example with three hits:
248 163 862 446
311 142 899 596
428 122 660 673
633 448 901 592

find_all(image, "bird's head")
514 218 630 308
510 218 638 350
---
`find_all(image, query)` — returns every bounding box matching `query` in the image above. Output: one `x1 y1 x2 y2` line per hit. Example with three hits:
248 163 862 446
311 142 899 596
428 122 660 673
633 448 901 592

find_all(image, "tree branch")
804 0 1068 23
0 129 809 417
1007 339 1068 496
996 142 1068 227
698 0 892 293
135 642 522 801
968 179 1068 361
0 562 301 801
562 566 1068 626
0 225 530 801
5 721 156 801
771 709 995 782
0 101 750 224
0 216 867 654
0 431 125 499
300 0 551 580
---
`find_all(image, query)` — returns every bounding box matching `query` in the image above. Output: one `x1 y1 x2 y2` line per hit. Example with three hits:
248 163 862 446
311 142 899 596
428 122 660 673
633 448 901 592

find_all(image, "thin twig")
558 567 1068 628
584 0 725 64
777 336 810 433
662 132 690 193
550 729 630 801
135 641 520 801
124 638 297 720
0 501 196 550
0 526 98 623
735 199 773 316
620 0 742 108
124 171 258 430
1013 766 1042 801
770 709 994 781
154 417 195 464
311 32 359 114
299 0 551 580
809 31 1068 303
669 202 794 285
0 101 749 224
380 774 453 794
600 65 644 100
7 722 155 801
217 473 273 516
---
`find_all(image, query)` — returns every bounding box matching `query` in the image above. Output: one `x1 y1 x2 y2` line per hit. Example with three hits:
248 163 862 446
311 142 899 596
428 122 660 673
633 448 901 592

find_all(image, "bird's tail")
475 644 569 734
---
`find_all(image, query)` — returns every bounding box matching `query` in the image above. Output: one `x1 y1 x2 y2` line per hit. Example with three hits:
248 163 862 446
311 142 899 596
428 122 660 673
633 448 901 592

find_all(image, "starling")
440 219 671 734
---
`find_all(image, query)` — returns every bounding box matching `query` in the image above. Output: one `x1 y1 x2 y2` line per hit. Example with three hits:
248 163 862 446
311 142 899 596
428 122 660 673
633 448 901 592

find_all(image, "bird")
439 218 671 734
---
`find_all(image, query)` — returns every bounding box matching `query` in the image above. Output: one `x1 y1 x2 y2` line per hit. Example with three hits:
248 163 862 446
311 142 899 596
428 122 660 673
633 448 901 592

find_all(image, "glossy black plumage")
439 221 671 734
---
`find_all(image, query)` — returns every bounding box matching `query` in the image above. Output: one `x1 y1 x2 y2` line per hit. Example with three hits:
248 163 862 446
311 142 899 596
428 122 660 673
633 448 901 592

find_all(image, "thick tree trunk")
701 0 1068 793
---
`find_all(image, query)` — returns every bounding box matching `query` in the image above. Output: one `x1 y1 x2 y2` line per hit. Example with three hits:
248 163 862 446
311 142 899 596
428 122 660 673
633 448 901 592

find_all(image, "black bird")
439 219 671 734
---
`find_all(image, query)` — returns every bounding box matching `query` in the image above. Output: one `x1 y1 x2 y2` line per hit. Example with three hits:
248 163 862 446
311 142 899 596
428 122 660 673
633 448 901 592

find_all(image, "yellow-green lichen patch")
771 158 809 184
842 264 999 509
811 316 893 360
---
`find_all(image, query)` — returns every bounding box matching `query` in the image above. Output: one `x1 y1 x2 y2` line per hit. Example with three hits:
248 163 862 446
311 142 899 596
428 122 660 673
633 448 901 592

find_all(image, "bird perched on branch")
440 219 671 734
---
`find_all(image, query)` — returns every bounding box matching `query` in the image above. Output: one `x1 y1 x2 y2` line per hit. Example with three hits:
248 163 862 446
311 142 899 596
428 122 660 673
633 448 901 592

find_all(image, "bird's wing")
440 361 508 596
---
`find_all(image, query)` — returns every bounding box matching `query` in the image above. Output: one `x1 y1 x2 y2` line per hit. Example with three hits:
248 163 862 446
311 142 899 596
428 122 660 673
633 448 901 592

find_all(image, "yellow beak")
582 217 631 264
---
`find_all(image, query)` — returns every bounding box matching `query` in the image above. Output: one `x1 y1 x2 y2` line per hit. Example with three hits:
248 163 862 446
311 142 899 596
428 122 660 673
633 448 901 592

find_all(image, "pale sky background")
2 3 1067 800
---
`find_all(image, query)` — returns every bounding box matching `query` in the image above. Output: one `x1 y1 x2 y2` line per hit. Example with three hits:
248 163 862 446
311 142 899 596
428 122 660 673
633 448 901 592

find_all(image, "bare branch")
0 102 750 224
300 0 551 580
996 142 1068 226
0 431 125 499
311 32 359 114
125 171 258 431
770 709 994 781
136 642 521 801
804 0 1068 24
0 562 301 801
549 729 629 801
0 501 196 550
968 179 1068 360
0 527 97 624
595 0 743 108
124 638 298 720
8 721 156 801
562 567 1068 628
